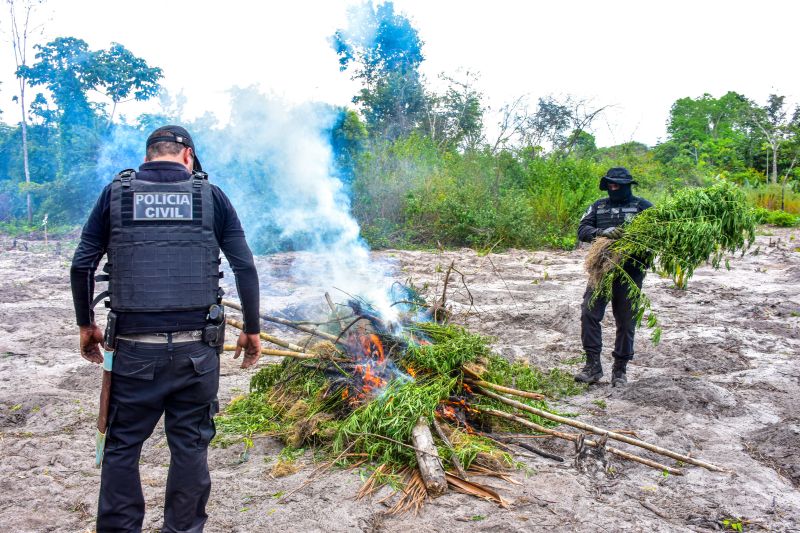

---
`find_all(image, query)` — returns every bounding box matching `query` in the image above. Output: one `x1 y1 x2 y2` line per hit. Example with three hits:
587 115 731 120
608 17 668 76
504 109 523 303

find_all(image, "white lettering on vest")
133 192 193 221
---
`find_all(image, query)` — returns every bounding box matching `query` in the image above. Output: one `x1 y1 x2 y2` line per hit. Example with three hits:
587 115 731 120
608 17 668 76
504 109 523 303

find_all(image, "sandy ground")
0 228 799 532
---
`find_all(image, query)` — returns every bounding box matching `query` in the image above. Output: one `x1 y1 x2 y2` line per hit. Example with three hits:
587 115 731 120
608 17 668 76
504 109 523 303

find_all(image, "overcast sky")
1 0 797 147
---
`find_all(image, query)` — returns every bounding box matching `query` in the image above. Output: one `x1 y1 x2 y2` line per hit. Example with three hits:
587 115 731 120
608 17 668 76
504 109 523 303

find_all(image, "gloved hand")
600 226 624 240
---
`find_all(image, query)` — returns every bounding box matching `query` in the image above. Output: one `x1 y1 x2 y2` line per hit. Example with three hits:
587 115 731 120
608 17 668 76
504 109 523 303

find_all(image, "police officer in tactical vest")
71 126 262 532
575 167 652 387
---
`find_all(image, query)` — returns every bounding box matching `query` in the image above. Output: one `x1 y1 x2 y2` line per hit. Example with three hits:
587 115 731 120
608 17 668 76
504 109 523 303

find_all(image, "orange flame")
440 405 457 421
407 365 417 378
361 334 385 363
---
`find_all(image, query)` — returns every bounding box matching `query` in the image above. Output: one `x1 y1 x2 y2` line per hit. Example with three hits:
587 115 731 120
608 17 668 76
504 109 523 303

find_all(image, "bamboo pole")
463 378 545 401
225 317 307 353
482 408 684 476
223 299 340 343
221 345 345 361
475 387 727 472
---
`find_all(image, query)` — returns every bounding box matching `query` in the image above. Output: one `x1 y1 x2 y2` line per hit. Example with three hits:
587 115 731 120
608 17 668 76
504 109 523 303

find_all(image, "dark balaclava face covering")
600 167 635 205
608 183 633 204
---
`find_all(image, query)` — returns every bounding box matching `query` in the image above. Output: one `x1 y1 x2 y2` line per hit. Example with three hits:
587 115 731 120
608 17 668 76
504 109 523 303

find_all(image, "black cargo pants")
97 340 220 533
580 267 646 362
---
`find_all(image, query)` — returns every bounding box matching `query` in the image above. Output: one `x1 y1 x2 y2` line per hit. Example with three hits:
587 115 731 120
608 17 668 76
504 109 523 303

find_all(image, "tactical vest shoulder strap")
191 170 208 189
113 169 137 188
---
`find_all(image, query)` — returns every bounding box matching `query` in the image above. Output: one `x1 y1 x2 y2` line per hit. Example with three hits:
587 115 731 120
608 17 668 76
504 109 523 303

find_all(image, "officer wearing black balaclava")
575 167 653 387
71 126 262 532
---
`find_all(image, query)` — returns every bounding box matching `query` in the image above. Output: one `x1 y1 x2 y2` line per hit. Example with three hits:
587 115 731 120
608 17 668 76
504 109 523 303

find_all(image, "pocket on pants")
112 350 157 381
189 345 219 376
197 400 219 449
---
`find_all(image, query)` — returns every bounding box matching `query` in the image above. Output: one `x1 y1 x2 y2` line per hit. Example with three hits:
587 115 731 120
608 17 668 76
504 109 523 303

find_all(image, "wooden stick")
475 387 725 472
411 417 447 497
221 345 345 361
325 292 347 332
431 418 468 480
482 408 684 475
463 378 545 401
488 433 564 462
223 299 341 343
226 318 308 353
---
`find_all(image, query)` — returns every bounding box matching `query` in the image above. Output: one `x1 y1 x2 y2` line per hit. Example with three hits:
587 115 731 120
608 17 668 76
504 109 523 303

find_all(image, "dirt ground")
1 228 799 532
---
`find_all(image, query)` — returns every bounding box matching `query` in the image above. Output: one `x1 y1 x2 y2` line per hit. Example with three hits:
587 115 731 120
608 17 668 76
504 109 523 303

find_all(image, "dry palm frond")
584 236 619 288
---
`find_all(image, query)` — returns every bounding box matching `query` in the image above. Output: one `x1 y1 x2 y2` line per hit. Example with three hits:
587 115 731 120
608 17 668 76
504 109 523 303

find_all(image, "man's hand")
234 332 262 369
79 324 105 364
600 226 625 240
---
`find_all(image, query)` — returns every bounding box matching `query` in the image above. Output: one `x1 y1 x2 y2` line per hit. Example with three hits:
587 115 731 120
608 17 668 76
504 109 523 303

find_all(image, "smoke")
203 87 397 320
95 85 398 320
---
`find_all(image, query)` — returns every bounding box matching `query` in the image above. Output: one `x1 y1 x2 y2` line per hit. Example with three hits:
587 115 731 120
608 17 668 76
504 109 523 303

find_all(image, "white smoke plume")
96 86 397 320
204 87 397 320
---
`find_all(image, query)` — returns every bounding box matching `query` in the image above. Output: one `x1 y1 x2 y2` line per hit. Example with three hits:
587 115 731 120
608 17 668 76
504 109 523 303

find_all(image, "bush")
767 210 799 227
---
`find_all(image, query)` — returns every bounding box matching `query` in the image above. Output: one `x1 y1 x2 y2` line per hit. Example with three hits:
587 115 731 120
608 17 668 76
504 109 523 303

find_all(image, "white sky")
1 0 797 147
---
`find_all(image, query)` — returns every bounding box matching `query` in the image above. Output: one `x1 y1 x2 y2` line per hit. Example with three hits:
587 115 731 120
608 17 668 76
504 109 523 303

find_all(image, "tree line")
1 0 797 249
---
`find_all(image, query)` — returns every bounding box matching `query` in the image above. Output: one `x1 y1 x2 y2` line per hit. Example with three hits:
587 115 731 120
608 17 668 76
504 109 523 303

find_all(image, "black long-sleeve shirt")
70 161 261 334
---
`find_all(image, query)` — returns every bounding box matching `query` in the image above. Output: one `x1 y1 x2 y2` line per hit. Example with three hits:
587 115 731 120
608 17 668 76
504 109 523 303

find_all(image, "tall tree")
331 1 426 139
662 92 753 170
749 94 800 184
421 71 484 151
492 95 607 154
94 43 162 125
18 37 98 128
7 0 44 224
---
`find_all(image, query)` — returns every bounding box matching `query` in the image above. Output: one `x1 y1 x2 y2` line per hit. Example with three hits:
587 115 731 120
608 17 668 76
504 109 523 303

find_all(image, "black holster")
104 311 118 349
203 304 226 354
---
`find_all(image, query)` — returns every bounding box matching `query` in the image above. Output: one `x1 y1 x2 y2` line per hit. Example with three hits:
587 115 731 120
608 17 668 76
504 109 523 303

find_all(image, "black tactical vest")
594 197 647 230
106 170 221 313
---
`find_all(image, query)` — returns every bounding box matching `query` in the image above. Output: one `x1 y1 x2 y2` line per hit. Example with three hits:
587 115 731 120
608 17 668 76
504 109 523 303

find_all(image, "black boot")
575 353 603 384
611 359 628 387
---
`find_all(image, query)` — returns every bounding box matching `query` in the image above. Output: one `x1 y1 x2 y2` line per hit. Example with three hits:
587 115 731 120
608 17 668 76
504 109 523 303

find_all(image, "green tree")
331 1 426 139
18 37 97 128
421 71 484 152
94 43 162 125
749 94 800 184
661 92 753 171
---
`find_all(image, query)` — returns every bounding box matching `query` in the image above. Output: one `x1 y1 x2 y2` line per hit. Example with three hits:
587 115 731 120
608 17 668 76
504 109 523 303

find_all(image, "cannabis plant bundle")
587 181 756 341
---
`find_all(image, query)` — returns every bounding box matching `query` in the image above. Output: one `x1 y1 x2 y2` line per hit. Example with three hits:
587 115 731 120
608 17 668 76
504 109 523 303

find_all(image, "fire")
440 405 457 421
462 382 473 394
436 399 478 433
447 397 478 415
360 334 385 363
342 389 349 400
407 365 417 378
345 333 391 407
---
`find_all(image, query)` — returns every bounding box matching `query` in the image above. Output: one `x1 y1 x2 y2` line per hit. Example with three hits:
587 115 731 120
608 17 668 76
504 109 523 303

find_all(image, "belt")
116 330 204 344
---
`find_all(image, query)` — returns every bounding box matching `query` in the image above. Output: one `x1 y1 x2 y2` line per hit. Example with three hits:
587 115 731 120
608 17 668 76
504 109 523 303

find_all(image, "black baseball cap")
146 125 202 171
599 167 637 190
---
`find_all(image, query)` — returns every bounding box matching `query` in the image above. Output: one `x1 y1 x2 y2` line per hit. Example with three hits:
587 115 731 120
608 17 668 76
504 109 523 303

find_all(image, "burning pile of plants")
216 276 727 511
